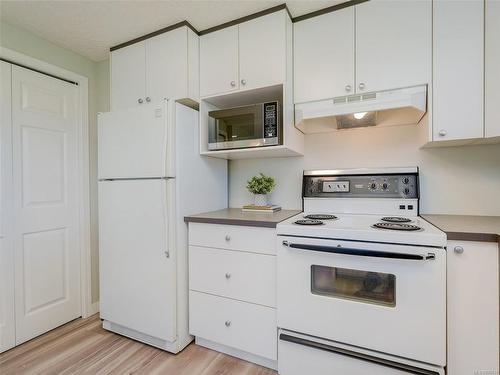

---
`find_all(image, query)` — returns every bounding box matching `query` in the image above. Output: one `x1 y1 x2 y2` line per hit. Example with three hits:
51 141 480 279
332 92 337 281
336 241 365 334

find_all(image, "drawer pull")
225 235 231 241
225 273 231 279
225 320 231 327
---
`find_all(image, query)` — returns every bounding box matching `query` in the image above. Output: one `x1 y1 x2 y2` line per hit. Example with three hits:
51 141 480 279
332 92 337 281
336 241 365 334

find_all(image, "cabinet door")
486 0 500 138
239 11 287 91
447 241 499 375
0 61 15 353
146 27 188 102
200 26 239 97
355 0 431 93
433 0 484 141
294 7 354 103
111 42 146 110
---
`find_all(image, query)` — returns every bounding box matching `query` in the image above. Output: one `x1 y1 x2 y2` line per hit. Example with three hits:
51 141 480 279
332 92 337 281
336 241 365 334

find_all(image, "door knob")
146 97 151 102
241 79 247 85
454 246 464 254
358 83 365 90
439 129 447 137
230 81 236 87
138 98 144 104
345 85 352 92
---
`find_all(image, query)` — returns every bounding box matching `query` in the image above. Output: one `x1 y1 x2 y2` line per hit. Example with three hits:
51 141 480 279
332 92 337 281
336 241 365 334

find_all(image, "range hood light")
353 112 367 120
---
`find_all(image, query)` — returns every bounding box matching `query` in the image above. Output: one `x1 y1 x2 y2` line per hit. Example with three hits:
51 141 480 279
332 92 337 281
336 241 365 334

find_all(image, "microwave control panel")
263 102 278 139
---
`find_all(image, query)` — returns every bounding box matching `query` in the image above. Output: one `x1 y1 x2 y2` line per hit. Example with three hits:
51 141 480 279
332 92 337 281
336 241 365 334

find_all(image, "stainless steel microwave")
208 101 282 151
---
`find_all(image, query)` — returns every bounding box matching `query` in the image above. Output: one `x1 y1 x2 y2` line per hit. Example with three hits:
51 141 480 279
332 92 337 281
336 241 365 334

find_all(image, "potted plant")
246 173 276 206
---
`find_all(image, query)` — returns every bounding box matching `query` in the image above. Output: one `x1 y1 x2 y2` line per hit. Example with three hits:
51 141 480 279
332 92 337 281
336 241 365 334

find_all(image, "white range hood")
295 85 427 133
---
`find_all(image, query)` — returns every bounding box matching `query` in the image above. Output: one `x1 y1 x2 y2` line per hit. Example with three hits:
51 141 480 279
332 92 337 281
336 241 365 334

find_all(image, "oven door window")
311 265 396 307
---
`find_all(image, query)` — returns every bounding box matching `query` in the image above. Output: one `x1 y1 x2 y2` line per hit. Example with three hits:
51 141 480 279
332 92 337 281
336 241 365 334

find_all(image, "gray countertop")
422 214 500 243
184 208 301 228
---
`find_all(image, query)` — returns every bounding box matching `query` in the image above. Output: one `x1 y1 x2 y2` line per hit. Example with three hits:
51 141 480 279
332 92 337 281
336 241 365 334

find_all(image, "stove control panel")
323 180 350 193
304 173 418 199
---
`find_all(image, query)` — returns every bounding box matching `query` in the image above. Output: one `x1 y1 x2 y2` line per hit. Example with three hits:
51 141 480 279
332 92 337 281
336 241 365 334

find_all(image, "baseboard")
88 302 99 316
102 319 192 354
195 337 278 370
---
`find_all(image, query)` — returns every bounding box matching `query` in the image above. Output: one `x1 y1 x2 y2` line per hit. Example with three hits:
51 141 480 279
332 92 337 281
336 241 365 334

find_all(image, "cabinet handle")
345 85 352 92
439 129 447 137
358 83 365 90
454 246 464 254
230 81 236 87
225 320 231 327
225 273 231 279
138 98 144 104
241 79 247 85
225 235 231 241
146 97 151 102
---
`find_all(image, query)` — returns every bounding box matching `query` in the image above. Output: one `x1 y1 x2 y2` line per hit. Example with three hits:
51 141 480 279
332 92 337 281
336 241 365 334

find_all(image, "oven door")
208 104 265 150
277 236 446 366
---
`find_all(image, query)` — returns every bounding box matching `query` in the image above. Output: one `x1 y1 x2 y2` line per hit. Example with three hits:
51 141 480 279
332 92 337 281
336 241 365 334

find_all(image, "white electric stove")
277 167 447 375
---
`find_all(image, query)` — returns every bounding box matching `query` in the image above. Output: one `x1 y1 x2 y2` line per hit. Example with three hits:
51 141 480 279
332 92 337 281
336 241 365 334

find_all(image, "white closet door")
98 179 176 342
11 66 81 345
0 61 15 353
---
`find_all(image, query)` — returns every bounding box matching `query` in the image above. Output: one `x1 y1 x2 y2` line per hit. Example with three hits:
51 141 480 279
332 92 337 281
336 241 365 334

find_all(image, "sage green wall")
1 21 110 305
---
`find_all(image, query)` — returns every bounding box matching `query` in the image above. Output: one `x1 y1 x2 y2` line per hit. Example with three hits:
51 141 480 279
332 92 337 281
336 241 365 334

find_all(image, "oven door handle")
282 241 435 261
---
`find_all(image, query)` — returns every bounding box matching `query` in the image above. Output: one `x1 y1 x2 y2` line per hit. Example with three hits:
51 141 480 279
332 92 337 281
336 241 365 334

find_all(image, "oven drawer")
188 223 276 255
278 331 443 375
189 291 277 360
189 246 276 307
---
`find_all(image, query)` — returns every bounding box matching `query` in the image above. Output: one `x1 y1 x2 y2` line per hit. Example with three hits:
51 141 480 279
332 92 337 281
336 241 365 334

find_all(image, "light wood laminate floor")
0 314 277 375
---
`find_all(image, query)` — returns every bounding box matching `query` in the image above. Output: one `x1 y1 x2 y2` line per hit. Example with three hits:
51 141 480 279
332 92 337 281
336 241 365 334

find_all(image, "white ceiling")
0 0 347 62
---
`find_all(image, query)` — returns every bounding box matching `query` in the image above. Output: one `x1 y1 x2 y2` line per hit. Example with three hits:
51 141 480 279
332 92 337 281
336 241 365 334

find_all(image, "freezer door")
98 101 171 179
99 179 176 342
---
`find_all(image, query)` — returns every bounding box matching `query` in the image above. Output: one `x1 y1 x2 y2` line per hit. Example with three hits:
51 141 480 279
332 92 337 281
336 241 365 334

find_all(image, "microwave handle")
282 241 435 261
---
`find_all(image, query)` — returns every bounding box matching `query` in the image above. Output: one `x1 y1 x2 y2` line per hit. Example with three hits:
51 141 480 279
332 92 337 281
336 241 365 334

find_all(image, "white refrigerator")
98 99 227 353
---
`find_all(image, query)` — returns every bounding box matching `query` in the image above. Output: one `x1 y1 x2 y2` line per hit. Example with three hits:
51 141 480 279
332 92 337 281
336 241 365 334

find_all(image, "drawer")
189 246 276 307
189 291 277 360
279 332 426 375
188 223 276 255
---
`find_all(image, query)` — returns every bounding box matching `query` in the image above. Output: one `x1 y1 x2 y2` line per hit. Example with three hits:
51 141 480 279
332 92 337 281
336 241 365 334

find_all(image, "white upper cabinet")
355 0 431 94
200 10 289 98
146 27 199 106
432 0 484 142
486 0 500 138
294 7 354 103
199 26 239 97
111 42 146 110
111 26 199 110
239 11 286 92
293 1 431 104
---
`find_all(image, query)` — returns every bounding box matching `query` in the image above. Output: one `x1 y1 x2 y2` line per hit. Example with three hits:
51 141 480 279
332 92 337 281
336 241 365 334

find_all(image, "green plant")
246 173 276 195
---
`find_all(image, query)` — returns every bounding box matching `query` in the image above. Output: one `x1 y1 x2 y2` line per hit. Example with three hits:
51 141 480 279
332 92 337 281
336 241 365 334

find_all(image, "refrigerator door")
98 101 172 179
99 178 176 342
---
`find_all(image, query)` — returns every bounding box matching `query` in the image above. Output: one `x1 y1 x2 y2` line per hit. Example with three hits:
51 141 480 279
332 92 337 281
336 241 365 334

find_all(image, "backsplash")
229 118 500 216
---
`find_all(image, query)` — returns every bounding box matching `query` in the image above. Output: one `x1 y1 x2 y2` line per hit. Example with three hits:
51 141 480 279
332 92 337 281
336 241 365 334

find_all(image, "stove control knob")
381 182 388 190
369 182 377 190
402 177 410 184
403 187 410 195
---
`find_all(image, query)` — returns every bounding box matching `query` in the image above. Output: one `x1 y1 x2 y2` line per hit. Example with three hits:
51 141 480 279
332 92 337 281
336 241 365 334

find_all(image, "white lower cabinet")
447 240 499 375
188 223 277 369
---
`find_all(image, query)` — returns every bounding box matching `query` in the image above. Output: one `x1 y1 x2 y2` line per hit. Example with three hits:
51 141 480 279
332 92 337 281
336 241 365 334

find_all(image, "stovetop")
278 213 446 248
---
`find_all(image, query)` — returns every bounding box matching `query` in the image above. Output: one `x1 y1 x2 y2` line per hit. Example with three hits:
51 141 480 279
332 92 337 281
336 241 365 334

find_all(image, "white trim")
0 47 94 318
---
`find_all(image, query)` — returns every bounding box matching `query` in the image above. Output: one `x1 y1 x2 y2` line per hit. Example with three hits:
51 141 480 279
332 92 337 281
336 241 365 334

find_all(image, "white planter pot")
254 194 268 206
